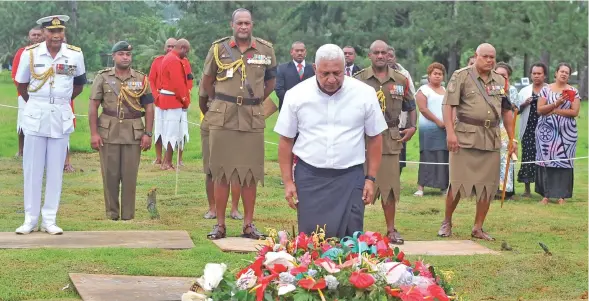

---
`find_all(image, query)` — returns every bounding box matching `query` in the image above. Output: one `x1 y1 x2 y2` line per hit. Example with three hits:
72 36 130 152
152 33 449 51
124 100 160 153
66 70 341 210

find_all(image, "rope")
0 103 583 163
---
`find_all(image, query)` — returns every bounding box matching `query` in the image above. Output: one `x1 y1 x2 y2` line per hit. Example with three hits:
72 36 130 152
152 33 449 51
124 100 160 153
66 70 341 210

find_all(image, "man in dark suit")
343 46 361 76
275 41 315 111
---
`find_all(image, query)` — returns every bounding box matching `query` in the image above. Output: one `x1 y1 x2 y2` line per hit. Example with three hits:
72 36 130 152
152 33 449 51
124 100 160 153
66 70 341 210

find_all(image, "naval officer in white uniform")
14 15 86 235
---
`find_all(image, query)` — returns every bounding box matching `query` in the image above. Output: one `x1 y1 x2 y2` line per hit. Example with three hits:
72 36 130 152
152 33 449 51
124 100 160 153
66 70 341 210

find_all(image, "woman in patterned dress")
516 63 548 197
535 63 580 205
494 62 518 199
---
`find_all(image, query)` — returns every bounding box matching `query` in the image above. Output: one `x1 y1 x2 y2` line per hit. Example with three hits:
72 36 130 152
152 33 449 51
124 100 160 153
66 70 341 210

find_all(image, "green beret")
111 41 132 53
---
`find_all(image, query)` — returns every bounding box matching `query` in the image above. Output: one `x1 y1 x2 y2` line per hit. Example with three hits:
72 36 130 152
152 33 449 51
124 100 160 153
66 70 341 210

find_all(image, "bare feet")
63 164 76 173
15 152 23 158
152 159 162 165
178 161 185 167
160 164 175 171
471 228 495 241
521 192 532 198
557 198 565 205
539 198 549 205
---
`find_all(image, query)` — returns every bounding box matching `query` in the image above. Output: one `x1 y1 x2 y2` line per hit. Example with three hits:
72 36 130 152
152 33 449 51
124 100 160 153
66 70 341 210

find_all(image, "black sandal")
207 224 226 240
241 223 265 240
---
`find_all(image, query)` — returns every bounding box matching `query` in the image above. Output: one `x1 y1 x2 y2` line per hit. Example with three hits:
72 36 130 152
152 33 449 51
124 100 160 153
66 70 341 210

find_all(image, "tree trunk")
447 0 459 76
69 1 78 37
523 52 529 78
540 50 550 82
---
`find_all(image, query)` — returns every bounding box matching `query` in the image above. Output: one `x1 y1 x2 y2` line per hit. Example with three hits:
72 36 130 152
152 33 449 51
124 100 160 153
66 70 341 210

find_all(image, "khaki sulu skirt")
365 154 400 204
200 117 211 175
448 148 500 202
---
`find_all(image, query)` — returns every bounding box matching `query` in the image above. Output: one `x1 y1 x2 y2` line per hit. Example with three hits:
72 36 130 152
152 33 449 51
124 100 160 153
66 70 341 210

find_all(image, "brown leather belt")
386 119 400 128
102 108 143 119
215 93 261 106
457 114 499 128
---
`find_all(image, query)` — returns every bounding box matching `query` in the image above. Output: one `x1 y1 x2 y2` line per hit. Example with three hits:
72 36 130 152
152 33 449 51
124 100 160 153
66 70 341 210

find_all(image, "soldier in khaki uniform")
354 40 417 245
201 8 277 240
439 43 516 241
89 41 155 220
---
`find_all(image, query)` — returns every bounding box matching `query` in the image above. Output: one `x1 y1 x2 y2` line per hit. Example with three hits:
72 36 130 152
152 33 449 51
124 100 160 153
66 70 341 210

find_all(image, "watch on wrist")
365 175 376 182
144 131 153 137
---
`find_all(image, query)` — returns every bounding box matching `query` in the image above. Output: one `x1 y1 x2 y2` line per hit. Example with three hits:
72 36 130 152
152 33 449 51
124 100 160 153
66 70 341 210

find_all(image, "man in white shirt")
14 15 86 235
274 44 387 238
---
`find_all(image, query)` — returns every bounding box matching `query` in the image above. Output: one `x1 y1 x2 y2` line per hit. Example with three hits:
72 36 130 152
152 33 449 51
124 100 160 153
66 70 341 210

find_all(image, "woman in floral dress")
535 63 580 205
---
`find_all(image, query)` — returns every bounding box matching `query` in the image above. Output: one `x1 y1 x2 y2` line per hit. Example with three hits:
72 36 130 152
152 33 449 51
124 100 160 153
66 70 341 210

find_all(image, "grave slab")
69 273 193 301
211 237 500 255
0 231 194 249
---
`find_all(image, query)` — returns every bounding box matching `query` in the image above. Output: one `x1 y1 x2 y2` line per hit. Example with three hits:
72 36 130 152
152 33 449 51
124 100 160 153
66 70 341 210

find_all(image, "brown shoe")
471 229 495 241
241 223 265 240
437 221 452 237
206 224 226 240
386 229 404 245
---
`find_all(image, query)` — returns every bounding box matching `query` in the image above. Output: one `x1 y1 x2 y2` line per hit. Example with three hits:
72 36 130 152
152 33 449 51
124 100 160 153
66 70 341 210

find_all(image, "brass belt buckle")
484 119 490 128
236 96 243 106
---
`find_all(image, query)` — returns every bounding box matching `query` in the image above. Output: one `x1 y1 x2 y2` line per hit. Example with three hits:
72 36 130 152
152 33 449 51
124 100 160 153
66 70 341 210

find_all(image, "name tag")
226 68 233 78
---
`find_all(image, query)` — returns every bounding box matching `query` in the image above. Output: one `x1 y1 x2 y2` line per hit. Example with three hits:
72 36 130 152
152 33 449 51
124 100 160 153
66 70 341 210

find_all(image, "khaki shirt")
354 66 416 155
202 36 277 133
91 68 153 144
443 65 507 151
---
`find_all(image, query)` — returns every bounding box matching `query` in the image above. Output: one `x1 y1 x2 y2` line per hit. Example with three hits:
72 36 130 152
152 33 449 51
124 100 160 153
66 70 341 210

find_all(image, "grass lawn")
0 81 587 301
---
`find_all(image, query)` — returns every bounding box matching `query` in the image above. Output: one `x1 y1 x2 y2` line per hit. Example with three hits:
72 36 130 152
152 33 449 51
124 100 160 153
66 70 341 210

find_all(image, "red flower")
295 233 313 251
298 278 327 290
398 285 425 301
427 284 449 301
271 264 288 274
257 245 272 257
290 266 308 276
385 286 401 297
376 241 393 258
255 273 279 301
321 243 332 252
236 256 264 278
402 259 411 267
414 260 433 278
349 271 375 289
311 250 320 260
397 251 405 262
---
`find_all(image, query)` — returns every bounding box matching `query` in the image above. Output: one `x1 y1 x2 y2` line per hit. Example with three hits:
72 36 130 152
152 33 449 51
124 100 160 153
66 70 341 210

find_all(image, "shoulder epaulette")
97 68 112 74
392 68 408 79
25 43 40 50
212 36 231 45
66 44 81 52
353 68 367 77
255 37 273 48
455 66 470 74
134 69 146 76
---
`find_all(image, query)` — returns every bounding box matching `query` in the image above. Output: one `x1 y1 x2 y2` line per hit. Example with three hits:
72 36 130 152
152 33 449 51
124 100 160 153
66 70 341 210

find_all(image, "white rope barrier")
0 103 584 164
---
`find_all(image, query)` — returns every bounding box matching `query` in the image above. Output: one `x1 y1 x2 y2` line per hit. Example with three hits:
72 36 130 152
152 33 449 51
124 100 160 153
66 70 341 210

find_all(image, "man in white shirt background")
274 44 387 238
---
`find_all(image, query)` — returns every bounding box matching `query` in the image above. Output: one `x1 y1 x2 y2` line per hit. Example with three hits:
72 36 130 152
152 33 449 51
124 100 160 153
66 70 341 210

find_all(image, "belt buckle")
484 120 490 128
49 97 55 104
236 96 243 106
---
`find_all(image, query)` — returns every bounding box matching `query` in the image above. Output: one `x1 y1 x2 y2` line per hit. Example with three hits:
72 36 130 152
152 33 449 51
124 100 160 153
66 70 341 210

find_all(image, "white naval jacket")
15 42 86 138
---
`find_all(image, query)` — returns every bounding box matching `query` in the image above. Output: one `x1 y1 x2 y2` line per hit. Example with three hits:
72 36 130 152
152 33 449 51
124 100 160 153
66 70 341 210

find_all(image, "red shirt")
181 57 193 102
12 47 25 96
159 51 189 109
148 55 164 106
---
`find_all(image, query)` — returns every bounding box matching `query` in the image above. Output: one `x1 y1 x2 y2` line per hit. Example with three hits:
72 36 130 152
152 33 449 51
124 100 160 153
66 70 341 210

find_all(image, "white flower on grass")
277 283 296 295
263 251 296 269
324 275 339 290
181 291 209 301
202 263 227 291
236 269 258 290
378 262 414 286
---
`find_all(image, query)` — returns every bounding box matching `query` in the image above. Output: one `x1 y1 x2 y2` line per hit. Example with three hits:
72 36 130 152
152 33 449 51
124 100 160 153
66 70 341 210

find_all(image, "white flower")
324 275 339 290
411 275 434 290
378 262 414 286
277 283 296 296
181 291 209 301
236 269 258 290
263 251 296 269
202 263 227 291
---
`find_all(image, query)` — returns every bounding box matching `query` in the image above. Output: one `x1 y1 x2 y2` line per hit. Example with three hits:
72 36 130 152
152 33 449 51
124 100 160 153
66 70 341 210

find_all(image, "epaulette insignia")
97 68 112 74
212 36 231 45
25 43 40 50
66 44 81 52
353 68 367 77
134 69 146 76
392 69 408 80
455 66 470 73
255 37 273 48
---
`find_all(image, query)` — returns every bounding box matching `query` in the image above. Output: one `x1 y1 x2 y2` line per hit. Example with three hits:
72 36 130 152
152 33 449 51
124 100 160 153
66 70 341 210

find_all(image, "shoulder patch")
212 36 230 45
65 44 81 52
353 68 367 78
255 37 273 48
97 68 112 74
25 43 40 50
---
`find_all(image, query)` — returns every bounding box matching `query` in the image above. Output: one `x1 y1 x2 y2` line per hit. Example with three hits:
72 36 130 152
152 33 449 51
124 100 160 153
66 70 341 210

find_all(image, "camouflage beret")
111 41 132 53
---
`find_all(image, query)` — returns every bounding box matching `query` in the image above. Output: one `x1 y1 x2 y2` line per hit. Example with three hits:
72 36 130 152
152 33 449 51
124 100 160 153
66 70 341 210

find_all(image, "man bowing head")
274 44 388 238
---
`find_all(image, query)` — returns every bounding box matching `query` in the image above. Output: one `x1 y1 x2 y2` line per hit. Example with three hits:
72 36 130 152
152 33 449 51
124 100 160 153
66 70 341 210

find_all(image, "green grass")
0 82 587 301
